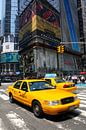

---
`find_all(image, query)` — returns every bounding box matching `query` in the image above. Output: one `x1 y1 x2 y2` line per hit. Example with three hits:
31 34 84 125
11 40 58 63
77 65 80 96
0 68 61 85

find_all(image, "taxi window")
45 79 51 84
14 81 22 89
55 79 65 83
21 82 28 92
29 81 55 91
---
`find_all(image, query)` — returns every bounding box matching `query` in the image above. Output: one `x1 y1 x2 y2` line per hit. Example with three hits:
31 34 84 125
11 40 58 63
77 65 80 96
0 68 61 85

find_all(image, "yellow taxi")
43 74 77 93
8 79 80 117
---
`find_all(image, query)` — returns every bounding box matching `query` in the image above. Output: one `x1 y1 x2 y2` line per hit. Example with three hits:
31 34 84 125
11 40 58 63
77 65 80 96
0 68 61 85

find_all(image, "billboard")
19 0 61 44
3 42 14 53
1 52 19 63
64 0 80 51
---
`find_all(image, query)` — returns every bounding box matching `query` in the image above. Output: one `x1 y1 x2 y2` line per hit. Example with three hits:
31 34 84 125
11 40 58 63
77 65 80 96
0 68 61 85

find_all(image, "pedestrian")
80 76 85 83
71 75 77 84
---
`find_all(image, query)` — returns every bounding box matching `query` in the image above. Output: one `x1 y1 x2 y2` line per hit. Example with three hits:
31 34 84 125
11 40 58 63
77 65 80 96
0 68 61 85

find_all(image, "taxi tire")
9 94 14 103
32 101 43 118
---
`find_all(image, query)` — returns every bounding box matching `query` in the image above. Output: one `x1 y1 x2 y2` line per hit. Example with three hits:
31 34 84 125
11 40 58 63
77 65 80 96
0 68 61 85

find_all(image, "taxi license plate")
69 106 75 111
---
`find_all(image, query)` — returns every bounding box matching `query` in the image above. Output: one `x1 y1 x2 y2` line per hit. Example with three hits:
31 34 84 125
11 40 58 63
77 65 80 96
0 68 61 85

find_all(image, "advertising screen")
19 0 61 46
1 52 19 63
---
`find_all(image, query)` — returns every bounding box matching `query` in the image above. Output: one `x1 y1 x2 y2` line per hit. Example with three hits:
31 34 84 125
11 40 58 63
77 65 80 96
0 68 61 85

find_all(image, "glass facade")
60 0 80 52
1 0 19 41
47 0 60 11
77 0 86 70
1 0 20 79
18 0 82 75
19 0 60 14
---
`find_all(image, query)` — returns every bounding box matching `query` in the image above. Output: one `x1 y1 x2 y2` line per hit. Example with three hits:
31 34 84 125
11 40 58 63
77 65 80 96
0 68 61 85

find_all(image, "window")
14 44 19 50
45 79 51 84
21 82 28 91
14 81 22 89
29 81 54 91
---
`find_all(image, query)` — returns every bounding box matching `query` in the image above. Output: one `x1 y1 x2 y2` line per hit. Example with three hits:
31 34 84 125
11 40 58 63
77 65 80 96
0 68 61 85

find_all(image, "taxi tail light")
63 84 69 88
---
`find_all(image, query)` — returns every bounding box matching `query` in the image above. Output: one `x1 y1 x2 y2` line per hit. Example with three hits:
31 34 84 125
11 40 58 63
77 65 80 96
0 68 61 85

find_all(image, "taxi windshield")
55 78 65 83
29 81 55 91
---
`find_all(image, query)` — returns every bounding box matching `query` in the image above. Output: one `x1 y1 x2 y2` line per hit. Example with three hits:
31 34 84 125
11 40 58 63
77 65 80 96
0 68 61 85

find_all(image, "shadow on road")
44 110 81 122
11 100 81 122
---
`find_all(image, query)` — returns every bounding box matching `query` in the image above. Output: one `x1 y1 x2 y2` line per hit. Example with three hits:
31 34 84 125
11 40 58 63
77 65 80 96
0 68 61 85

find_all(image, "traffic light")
57 45 64 53
57 46 61 53
60 45 64 53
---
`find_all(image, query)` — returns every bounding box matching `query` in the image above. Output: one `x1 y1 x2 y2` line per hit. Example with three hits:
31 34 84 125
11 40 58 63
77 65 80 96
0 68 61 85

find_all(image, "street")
0 84 86 130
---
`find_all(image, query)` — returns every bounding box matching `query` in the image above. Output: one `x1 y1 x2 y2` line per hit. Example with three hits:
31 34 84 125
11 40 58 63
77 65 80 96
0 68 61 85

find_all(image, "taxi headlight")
44 100 59 106
74 96 78 100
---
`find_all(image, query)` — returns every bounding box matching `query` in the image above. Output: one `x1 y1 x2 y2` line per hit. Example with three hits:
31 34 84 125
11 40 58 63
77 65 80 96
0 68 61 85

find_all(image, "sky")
0 0 2 19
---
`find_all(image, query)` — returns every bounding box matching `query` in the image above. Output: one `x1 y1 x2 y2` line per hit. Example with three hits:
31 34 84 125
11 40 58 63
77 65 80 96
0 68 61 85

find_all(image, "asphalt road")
0 83 86 130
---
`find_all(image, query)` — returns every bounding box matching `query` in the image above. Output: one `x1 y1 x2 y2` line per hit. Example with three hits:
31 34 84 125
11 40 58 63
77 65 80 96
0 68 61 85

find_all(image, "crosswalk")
0 88 86 130
0 89 9 100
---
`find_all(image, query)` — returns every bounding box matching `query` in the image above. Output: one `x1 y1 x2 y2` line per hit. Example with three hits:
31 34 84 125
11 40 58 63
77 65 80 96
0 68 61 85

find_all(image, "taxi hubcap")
34 105 39 113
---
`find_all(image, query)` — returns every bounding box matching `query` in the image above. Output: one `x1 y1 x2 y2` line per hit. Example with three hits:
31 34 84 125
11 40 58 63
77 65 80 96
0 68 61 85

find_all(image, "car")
43 74 77 93
7 79 80 117
1 77 13 83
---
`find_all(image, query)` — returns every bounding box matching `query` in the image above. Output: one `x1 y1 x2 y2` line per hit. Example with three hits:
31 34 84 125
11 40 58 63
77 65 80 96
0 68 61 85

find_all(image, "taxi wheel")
9 94 14 103
32 101 43 118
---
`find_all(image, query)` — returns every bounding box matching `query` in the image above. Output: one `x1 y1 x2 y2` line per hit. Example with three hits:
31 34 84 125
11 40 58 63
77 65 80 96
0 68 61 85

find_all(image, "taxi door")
19 82 30 105
12 81 22 101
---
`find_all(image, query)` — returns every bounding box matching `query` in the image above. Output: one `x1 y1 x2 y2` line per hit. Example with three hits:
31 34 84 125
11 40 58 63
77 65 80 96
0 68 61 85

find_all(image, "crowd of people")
63 75 86 84
23 73 86 85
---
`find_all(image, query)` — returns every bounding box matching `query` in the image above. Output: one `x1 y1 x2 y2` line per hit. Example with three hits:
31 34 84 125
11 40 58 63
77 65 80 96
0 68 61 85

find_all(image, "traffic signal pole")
57 45 64 76
57 45 64 54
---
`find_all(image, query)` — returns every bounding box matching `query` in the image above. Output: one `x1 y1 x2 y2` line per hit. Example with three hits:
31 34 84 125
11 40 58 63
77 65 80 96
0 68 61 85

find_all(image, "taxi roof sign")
44 73 57 78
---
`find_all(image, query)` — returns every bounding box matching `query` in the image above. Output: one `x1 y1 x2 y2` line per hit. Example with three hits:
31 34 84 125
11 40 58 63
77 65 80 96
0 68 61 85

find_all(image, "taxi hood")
30 89 75 100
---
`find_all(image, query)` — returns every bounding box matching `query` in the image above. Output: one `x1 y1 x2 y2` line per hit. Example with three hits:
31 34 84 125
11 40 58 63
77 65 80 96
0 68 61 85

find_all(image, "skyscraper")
1 0 19 39
77 0 86 70
19 0 82 75
19 0 61 77
19 0 60 14
77 0 86 42
60 0 80 50
0 20 1 36
0 0 20 80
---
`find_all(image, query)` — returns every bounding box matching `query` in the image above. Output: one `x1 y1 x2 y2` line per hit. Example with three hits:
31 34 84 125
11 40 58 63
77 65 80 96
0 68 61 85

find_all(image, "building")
0 20 1 37
19 0 61 77
58 0 82 74
46 0 82 74
0 0 20 80
77 0 86 71
19 0 82 76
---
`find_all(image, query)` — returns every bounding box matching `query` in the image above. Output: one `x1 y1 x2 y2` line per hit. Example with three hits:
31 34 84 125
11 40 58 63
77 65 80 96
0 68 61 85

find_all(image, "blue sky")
0 0 2 19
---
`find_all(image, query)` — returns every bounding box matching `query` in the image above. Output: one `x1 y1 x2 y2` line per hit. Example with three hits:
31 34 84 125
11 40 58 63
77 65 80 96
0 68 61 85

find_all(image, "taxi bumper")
42 99 80 115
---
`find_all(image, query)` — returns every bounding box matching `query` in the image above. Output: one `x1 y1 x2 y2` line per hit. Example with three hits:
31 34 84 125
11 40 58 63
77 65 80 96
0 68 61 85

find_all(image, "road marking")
43 118 71 130
0 118 6 130
72 109 86 124
80 100 86 104
78 94 86 97
6 111 30 130
78 109 86 117
78 92 86 95
80 104 86 108
82 90 86 92
0 94 9 100
0 89 6 93
78 97 86 100
72 116 86 124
